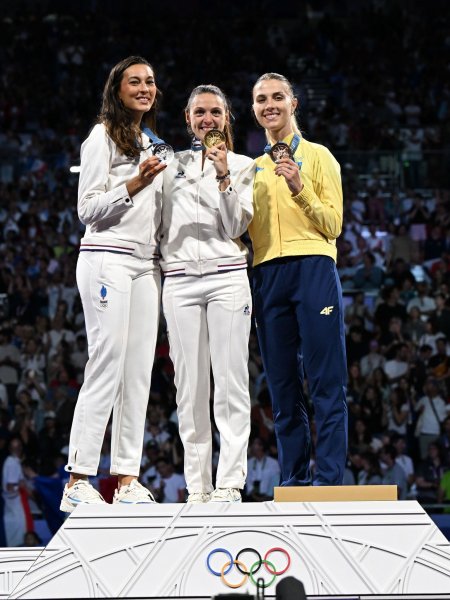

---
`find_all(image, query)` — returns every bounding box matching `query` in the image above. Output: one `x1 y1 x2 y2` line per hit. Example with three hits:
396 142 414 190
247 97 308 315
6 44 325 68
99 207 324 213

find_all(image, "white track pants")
162 271 251 493
66 251 160 477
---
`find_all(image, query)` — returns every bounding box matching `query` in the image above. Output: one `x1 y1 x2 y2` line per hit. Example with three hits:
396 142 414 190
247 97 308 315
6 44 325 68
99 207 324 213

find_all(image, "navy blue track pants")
252 255 348 486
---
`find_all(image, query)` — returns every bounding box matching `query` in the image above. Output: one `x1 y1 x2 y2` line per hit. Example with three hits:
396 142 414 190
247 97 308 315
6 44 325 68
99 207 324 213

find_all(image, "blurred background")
1 0 450 546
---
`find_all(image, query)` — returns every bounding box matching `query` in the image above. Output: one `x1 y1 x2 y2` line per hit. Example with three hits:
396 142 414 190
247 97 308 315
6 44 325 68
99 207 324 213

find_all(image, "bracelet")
215 170 230 182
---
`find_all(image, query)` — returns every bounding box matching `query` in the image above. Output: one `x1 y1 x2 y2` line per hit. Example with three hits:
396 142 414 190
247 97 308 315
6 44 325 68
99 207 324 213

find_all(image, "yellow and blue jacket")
248 133 343 266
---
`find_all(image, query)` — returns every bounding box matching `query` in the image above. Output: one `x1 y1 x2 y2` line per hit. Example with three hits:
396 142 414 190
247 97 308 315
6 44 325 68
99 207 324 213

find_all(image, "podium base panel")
1 500 448 599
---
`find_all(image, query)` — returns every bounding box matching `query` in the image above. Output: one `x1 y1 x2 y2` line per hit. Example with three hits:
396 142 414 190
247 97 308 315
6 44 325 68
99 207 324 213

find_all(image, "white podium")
3 501 450 598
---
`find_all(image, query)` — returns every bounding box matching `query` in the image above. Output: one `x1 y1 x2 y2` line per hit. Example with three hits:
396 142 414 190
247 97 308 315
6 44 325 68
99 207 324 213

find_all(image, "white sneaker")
210 488 242 503
60 480 106 513
187 492 211 504
113 479 155 504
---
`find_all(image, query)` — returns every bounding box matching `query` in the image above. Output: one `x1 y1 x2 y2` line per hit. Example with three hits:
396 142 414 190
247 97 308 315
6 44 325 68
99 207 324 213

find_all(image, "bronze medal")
269 142 293 162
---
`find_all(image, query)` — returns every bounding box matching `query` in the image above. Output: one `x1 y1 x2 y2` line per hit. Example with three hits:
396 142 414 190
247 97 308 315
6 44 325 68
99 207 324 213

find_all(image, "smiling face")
252 78 297 141
118 63 156 123
186 93 228 142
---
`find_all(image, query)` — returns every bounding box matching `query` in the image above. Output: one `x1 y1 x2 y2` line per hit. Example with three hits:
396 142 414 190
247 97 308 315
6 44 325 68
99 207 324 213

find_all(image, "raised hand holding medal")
151 142 174 165
204 129 229 187
272 141 303 196
134 128 174 191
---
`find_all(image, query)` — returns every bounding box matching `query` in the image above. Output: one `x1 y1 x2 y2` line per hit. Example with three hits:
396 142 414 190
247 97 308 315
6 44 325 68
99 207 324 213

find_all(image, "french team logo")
243 304 251 316
100 285 108 308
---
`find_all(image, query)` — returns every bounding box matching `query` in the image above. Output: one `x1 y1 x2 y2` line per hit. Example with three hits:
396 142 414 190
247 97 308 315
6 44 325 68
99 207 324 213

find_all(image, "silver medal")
152 143 174 165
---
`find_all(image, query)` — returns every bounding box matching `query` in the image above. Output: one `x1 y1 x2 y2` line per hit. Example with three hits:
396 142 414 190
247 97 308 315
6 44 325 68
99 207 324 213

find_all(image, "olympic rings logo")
206 547 291 589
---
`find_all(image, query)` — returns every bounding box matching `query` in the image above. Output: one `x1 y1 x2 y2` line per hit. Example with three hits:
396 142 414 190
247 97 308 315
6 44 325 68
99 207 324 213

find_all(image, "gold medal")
204 129 226 148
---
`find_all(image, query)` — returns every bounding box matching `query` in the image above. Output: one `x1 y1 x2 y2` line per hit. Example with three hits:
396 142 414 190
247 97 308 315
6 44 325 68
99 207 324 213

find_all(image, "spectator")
383 343 410 384
392 434 415 487
250 388 275 443
2 438 30 547
360 385 387 437
415 442 445 505
407 282 437 318
380 444 408 500
386 386 410 436
0 328 20 405
428 336 450 398
386 225 418 268
414 378 449 459
245 437 280 501
360 340 385 378
150 459 186 504
69 335 88 385
346 327 370 367
16 369 46 410
357 452 382 486
353 251 384 290
347 362 365 407
437 416 450 467
404 306 427 345
349 419 373 456
437 469 450 507
419 320 447 356
432 293 450 340
344 291 373 332
141 441 161 488
374 286 407 336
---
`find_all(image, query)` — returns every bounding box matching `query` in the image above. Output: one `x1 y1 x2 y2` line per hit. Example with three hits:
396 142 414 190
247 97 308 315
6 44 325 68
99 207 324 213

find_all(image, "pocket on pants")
227 271 252 314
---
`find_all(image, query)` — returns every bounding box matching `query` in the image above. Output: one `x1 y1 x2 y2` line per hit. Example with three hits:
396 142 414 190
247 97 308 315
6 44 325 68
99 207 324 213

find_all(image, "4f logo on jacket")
320 306 334 315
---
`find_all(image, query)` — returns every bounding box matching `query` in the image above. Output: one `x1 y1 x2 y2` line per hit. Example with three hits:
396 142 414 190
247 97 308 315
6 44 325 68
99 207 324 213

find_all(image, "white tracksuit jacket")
66 123 161 477
159 148 255 493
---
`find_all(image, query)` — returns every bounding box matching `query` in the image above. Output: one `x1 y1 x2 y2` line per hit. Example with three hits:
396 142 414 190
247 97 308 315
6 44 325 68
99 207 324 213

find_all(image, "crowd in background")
1 0 450 546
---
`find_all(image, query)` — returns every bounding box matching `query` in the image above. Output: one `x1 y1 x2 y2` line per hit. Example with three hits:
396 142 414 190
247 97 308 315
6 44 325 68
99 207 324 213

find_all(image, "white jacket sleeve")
218 160 255 238
77 125 133 225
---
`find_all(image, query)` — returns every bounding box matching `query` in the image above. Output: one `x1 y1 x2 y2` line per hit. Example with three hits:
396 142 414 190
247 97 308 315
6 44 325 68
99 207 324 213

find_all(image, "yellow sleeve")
292 145 343 240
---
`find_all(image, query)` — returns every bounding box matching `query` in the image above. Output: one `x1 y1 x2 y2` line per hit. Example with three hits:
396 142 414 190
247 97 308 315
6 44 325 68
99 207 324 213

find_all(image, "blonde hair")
253 72 300 142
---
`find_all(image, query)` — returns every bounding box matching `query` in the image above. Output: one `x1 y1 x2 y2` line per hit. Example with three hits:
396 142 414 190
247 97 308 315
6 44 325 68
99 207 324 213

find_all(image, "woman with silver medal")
158 85 255 503
60 56 168 511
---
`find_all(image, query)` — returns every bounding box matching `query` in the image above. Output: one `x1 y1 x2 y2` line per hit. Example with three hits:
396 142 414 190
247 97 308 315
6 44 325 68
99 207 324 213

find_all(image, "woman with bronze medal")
249 73 348 488
159 85 255 503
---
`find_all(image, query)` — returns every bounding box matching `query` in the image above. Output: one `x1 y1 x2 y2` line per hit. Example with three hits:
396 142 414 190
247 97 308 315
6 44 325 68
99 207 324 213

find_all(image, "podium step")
3 500 450 598
274 485 398 502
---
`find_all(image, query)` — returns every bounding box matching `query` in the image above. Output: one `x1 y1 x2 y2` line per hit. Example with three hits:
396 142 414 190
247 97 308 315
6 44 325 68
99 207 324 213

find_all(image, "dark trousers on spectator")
252 255 348 487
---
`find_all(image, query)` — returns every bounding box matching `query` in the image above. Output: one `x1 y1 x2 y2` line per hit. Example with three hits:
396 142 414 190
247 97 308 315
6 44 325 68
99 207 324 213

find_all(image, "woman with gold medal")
158 85 255 503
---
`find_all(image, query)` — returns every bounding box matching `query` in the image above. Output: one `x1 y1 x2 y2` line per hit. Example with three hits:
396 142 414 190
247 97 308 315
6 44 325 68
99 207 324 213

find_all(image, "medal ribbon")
191 137 203 152
142 127 165 145
264 133 302 168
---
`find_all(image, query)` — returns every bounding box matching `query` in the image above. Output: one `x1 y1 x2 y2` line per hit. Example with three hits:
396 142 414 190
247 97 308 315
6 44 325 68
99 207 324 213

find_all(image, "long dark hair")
185 84 234 151
99 55 160 158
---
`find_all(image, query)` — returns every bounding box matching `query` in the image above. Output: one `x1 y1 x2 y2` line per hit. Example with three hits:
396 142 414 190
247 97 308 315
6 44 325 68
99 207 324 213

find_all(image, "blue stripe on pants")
252 255 348 485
